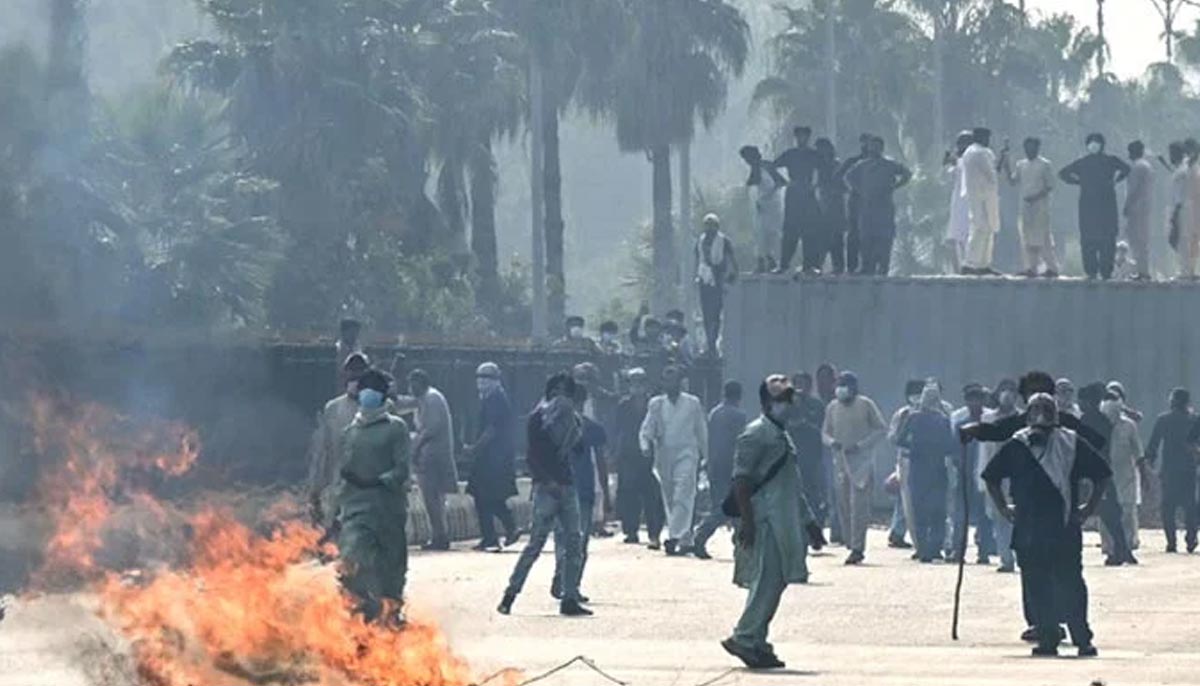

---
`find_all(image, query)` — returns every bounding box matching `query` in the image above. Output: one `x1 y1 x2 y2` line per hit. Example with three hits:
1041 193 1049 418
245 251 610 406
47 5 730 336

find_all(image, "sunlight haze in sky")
1028 0 1196 77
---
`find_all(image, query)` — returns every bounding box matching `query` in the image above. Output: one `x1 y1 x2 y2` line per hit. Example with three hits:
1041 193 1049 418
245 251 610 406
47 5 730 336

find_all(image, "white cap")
476 362 501 378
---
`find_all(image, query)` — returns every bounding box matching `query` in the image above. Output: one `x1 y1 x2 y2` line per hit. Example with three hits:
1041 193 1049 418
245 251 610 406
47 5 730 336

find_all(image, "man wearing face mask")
308 352 372 530
464 362 519 552
335 369 412 625
982 393 1108 658
722 375 826 670
981 379 1022 572
554 315 600 354
598 320 623 356
1099 389 1143 559
887 380 925 551
615 368 666 547
499 372 590 617
896 385 958 563
1055 379 1081 418
1077 382 1136 566
640 365 708 556
393 370 458 552
1059 133 1132 279
822 371 887 564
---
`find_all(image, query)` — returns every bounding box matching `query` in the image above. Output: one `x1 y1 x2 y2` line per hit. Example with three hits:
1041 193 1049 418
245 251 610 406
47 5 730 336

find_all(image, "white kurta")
961 143 1000 268
640 392 708 546
1171 166 1196 276
1123 158 1153 273
1012 157 1055 248
945 160 969 246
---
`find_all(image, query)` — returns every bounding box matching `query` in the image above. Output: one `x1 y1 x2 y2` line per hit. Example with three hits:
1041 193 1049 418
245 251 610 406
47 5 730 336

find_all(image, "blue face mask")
359 388 385 410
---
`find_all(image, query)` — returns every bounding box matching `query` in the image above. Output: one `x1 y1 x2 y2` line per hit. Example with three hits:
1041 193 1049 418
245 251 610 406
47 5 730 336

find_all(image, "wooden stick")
952 441 970 641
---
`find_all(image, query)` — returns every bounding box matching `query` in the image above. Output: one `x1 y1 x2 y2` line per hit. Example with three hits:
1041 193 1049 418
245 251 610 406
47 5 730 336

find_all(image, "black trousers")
797 451 827 525
617 458 665 540
1161 474 1199 548
859 232 894 275
824 230 847 274
698 284 723 355
845 197 861 273
1080 233 1116 279
780 227 801 270
1096 481 1132 559
1017 528 1093 649
475 491 517 546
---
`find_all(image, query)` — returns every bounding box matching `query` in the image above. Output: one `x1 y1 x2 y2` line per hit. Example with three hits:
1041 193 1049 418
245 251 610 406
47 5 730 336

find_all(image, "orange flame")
27 394 506 686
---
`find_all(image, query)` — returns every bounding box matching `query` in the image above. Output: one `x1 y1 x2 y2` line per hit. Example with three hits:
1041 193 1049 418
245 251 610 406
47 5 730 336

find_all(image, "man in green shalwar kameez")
335 369 412 626
722 375 825 669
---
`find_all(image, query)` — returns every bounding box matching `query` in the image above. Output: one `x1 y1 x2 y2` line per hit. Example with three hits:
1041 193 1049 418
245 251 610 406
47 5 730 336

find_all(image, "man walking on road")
823 371 887 565
722 375 825 670
694 381 748 559
640 366 708 556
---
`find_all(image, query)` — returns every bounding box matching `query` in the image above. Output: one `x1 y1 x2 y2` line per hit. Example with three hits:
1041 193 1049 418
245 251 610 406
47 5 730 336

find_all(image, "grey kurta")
395 387 459 495
307 394 359 526
733 416 814 588
1011 157 1055 248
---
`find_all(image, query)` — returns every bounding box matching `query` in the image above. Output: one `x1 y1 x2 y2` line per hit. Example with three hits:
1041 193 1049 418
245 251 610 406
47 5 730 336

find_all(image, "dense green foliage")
7 0 1200 338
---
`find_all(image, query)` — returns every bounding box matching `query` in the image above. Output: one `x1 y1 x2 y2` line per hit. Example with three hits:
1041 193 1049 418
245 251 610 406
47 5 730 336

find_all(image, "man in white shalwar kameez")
640 365 708 555
1122 141 1154 281
943 131 973 273
1005 137 1060 277
961 127 1001 275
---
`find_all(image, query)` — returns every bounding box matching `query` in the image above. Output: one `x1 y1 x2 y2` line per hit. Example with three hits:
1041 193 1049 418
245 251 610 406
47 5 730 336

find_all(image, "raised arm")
1059 158 1083 185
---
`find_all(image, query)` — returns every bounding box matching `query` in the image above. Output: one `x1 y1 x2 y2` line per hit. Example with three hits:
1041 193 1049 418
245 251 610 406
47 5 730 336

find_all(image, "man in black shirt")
1148 388 1199 552
772 126 822 273
1058 133 1131 279
960 370 1105 642
836 134 872 273
982 393 1109 658
499 372 591 617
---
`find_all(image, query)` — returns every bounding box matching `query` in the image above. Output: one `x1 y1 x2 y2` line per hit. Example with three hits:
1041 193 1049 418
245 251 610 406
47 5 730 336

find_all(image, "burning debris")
24 394 497 686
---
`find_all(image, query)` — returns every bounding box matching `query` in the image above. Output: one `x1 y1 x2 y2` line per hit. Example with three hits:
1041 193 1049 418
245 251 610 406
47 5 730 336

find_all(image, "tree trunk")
529 54 547 341
436 160 468 263
543 91 566 337
678 140 694 324
824 0 838 142
469 133 499 309
650 144 675 316
932 14 945 157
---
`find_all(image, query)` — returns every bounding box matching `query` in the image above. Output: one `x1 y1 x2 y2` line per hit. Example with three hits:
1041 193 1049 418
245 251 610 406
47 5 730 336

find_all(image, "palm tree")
584 0 748 314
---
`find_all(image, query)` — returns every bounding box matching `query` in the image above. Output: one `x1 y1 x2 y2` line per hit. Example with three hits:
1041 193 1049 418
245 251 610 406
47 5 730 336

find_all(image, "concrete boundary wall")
725 274 1200 423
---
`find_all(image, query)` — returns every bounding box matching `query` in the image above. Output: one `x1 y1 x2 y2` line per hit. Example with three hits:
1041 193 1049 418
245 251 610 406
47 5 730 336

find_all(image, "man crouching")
722 375 825 669
981 393 1108 657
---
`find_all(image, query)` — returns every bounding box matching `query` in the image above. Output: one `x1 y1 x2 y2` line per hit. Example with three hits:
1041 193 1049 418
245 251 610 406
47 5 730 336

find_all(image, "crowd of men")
303 322 1200 664
742 126 1200 280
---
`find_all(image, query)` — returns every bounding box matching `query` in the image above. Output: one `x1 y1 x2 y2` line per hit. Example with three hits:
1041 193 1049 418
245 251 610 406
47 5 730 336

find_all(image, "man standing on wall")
1004 137 1059 278
695 213 739 357
1059 133 1131 279
1122 140 1154 281
845 136 912 276
772 126 822 274
960 127 1002 276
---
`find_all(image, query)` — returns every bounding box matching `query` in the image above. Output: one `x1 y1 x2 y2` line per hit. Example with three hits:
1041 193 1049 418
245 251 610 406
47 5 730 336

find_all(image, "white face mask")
835 386 852 402
1087 141 1102 154
569 326 583 339
1100 399 1121 417
907 394 920 408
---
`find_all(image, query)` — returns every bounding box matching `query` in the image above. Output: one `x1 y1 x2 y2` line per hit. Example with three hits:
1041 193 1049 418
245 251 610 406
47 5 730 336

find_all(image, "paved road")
3 527 1198 686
